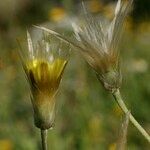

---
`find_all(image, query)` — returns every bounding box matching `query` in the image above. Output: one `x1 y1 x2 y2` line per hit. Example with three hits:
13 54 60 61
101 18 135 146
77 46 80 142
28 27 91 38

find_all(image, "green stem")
112 89 150 143
41 129 48 150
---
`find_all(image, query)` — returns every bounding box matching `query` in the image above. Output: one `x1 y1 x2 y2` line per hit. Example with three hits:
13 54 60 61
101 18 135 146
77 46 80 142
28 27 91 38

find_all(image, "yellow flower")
0 139 13 150
49 7 66 22
108 143 116 150
20 31 70 129
25 59 67 99
88 0 103 13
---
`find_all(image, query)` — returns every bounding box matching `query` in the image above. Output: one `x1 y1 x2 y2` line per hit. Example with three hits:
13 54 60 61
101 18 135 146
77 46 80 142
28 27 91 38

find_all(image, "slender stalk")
41 129 48 150
116 111 130 150
112 89 150 143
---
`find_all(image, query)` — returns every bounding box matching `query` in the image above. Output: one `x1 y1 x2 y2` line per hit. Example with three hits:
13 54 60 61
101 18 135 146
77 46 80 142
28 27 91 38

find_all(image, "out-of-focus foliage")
0 0 150 149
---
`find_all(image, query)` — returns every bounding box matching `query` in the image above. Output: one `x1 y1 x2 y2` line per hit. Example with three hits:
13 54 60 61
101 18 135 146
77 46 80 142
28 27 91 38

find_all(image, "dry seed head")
71 0 132 91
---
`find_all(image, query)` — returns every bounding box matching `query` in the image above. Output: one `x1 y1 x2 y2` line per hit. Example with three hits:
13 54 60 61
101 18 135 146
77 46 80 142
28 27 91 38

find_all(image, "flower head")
20 31 70 129
35 0 133 91
71 0 133 91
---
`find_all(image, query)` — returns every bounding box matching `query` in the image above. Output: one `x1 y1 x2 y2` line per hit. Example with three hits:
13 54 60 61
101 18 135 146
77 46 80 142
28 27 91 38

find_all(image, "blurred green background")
0 0 150 149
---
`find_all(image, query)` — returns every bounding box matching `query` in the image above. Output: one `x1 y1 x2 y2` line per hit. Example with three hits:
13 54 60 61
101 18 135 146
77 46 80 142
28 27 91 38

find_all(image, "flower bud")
20 31 69 129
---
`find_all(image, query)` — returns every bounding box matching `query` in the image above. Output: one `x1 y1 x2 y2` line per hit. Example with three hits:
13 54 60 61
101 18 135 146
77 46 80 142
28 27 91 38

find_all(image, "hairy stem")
41 129 48 150
112 89 150 143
